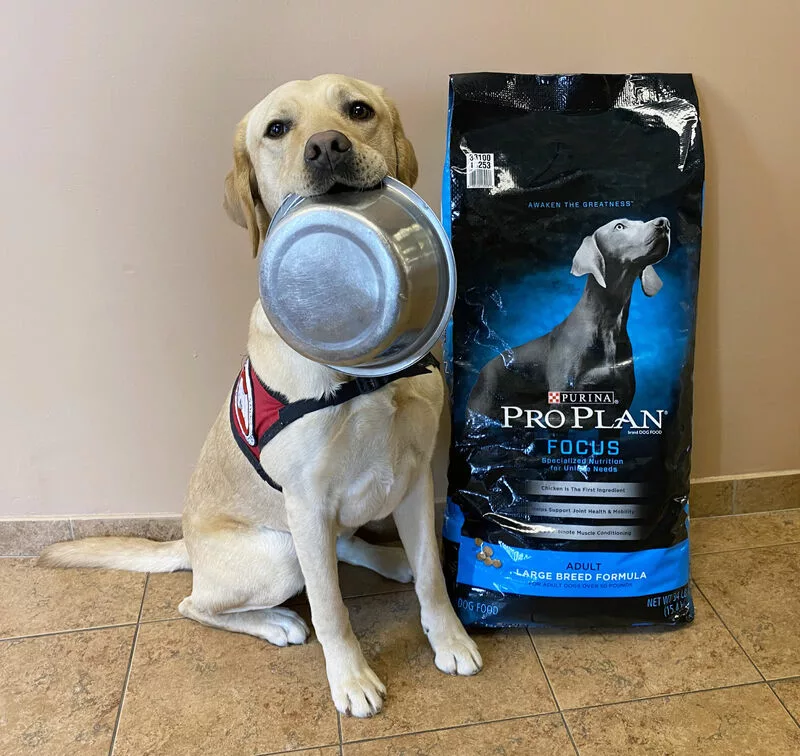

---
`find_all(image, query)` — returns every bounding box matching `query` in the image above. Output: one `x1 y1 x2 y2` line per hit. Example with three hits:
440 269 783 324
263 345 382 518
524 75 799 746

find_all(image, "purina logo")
548 391 616 405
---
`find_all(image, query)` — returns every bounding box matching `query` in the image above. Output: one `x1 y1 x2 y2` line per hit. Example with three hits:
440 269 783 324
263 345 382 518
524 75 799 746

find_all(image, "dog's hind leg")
178 525 308 646
178 598 309 646
336 535 413 583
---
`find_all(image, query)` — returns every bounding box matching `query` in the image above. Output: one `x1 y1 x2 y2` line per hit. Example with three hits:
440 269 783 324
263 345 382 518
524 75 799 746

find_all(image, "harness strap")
257 353 439 451
231 353 440 493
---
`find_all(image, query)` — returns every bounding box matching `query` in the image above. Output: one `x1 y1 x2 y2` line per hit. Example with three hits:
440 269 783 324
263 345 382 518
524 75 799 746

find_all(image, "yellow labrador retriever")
40 74 482 717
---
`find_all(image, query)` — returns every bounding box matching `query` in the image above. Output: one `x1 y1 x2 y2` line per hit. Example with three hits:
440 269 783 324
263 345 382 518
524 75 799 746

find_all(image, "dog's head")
571 217 671 296
223 74 418 257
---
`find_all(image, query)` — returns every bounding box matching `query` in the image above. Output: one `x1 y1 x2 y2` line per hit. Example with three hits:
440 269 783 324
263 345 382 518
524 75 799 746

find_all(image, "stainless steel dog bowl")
259 177 456 376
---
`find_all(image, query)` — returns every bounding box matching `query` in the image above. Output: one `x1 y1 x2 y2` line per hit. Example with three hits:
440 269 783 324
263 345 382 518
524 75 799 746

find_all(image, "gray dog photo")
467 216 671 425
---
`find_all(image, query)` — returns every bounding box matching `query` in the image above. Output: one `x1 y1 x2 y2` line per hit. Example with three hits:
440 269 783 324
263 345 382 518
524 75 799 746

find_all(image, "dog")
467 217 670 424
40 75 481 718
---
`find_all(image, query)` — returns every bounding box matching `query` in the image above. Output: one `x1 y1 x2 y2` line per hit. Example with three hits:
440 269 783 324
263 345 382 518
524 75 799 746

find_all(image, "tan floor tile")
0 558 145 639
140 563 410 623
0 626 134 755
139 571 193 622
112 618 338 756
771 677 800 723
340 592 555 743
531 590 760 709
691 509 800 555
0 518 72 556
343 714 575 755
735 473 800 513
690 480 734 518
693 543 800 679
71 516 182 541
565 684 800 756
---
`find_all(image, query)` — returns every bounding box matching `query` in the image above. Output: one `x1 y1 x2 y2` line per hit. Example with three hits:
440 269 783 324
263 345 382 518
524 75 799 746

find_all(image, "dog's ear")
571 233 606 288
223 116 271 258
383 95 419 188
640 265 663 296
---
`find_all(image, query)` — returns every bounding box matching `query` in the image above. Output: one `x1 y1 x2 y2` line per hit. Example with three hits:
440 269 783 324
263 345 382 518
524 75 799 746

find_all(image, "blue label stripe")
455 536 689 599
440 78 454 241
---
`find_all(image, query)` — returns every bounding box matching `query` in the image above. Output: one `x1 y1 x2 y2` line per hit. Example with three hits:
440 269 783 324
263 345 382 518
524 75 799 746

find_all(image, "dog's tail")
38 537 190 573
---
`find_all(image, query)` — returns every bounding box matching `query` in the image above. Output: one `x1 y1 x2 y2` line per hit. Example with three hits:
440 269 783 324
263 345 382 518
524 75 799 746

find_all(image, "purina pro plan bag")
443 73 704 627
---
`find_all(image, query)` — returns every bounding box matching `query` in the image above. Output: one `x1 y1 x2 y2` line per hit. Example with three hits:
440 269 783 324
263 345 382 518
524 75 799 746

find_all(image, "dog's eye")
265 121 289 139
614 223 625 231
348 101 375 121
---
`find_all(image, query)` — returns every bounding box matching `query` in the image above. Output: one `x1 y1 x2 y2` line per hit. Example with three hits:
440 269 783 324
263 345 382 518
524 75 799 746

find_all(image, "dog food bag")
442 73 704 627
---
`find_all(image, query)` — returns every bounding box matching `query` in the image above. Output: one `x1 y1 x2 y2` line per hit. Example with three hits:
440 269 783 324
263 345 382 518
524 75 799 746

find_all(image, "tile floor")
1 510 799 755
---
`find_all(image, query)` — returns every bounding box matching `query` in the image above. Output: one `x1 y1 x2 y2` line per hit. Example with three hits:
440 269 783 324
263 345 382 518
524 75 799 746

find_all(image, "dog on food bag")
40 74 482 718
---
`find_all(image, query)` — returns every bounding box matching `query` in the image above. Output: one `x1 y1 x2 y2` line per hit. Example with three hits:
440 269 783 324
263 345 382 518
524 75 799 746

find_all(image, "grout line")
767 684 800 730
525 627 561 711
340 710 567 747
337 710 344 756
255 741 342 756
563 718 581 756
692 582 766 682
693 470 800 484
340 588 415 606
68 519 75 540
0 514 182 523
138 615 185 625
526 627 580 754
732 478 739 514
692 539 800 557
107 573 149 756
0 622 137 643
694 506 800 521
560 680 768 715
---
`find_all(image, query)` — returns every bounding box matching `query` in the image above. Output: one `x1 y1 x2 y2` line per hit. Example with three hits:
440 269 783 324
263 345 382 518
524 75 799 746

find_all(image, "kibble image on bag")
442 73 704 627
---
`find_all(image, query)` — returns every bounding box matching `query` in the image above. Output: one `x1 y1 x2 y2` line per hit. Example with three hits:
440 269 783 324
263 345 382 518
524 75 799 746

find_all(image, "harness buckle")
354 376 387 394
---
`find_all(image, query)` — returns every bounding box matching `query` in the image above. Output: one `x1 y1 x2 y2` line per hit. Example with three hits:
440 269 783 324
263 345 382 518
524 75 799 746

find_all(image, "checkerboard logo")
548 391 561 404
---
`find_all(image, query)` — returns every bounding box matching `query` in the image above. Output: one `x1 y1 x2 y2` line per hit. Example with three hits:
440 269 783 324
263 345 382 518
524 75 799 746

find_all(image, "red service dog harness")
230 354 439 491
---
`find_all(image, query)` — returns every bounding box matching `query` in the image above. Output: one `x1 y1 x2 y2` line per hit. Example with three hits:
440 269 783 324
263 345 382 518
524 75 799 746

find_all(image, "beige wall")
1 0 798 516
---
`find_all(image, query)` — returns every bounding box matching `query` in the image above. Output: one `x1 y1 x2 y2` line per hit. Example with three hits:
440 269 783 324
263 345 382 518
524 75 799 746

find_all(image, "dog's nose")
654 217 670 231
304 130 352 170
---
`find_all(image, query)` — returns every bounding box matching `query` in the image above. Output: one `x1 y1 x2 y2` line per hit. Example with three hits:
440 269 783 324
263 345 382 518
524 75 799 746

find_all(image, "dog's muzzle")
648 217 671 249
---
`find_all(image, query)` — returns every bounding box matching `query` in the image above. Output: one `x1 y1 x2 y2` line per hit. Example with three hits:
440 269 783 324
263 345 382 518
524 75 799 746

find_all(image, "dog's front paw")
430 630 483 676
329 663 386 717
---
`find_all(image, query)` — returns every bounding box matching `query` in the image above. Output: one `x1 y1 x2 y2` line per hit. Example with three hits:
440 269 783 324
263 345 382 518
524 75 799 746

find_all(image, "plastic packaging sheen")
442 73 704 627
